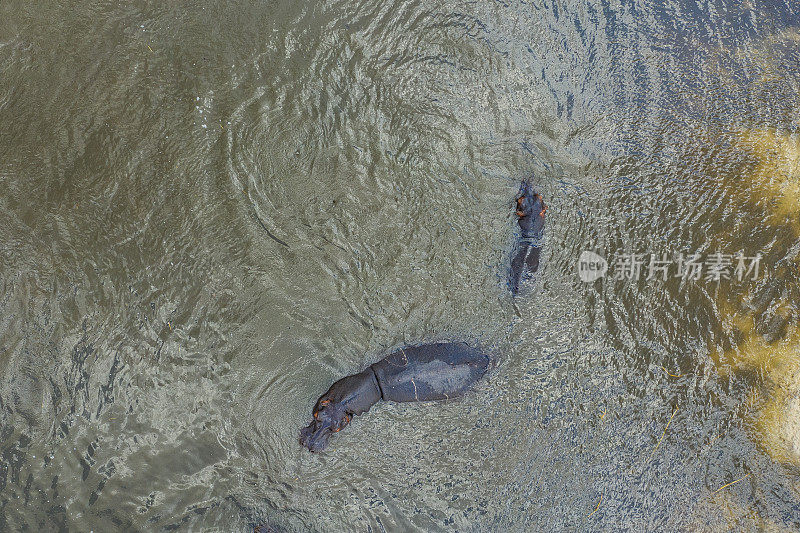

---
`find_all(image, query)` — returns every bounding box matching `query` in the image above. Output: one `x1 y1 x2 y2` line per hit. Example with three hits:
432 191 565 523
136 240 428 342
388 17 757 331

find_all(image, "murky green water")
1 0 799 531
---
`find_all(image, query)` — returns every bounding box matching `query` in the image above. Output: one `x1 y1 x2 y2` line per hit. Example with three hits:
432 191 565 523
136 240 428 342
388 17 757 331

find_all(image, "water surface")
1 0 799 530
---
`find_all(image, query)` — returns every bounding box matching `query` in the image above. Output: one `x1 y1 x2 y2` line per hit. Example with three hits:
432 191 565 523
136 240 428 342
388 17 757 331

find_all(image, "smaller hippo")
509 179 546 295
300 343 489 452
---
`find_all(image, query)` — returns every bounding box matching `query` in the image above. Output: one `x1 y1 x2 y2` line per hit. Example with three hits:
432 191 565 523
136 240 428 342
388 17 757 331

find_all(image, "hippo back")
370 343 489 402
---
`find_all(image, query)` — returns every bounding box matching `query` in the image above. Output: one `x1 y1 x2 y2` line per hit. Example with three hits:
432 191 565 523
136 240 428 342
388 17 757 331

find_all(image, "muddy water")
1 0 799 531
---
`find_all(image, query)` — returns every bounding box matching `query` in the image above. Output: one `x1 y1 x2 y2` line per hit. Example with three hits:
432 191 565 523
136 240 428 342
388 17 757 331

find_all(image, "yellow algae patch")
753 338 800 468
757 380 800 467
710 300 800 467
734 28 800 86
710 324 798 377
733 129 800 224
737 329 800 468
694 488 796 532
711 295 795 375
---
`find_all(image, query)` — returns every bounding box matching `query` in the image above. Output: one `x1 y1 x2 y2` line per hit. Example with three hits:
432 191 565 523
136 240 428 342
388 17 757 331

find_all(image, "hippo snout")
300 398 353 452
299 420 332 452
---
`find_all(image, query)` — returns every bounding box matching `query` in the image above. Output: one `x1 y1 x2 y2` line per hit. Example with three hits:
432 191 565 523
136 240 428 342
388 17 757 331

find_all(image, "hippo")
509 180 546 294
300 342 490 452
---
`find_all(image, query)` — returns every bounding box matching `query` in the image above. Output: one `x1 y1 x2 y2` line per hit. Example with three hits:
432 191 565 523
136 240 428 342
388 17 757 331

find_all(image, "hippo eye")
319 399 331 407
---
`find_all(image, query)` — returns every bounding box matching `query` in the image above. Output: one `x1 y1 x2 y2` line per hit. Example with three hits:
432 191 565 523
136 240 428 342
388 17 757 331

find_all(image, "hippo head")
299 397 352 452
516 185 546 237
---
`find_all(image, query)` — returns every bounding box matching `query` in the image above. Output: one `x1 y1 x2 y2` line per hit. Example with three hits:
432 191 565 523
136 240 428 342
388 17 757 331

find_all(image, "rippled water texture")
1 0 799 530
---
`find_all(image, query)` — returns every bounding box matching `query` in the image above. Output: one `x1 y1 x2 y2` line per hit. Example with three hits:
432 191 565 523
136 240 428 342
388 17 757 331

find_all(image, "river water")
1 0 799 531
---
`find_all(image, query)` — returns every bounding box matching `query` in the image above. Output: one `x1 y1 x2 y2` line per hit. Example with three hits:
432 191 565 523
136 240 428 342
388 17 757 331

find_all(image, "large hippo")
509 180 546 294
300 343 490 452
